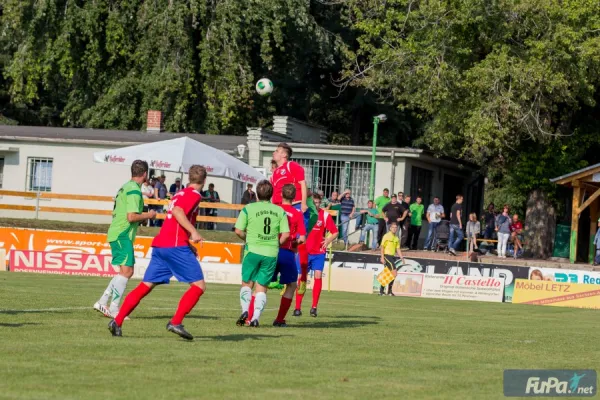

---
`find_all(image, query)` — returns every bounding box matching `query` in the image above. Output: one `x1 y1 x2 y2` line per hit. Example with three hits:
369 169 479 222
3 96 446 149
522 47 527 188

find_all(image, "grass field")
1 274 598 400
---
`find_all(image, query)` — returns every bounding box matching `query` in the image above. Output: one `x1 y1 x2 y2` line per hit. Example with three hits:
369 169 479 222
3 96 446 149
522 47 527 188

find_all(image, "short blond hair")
188 165 207 184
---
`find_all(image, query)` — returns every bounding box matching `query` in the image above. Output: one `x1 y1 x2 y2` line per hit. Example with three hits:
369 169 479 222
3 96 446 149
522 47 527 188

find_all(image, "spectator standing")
510 214 524 258
466 213 481 254
325 191 341 209
382 195 404 237
396 193 410 247
241 183 257 205
169 177 183 197
339 189 356 246
594 218 600 266
424 197 445 251
359 200 380 249
141 179 154 227
153 176 168 227
448 195 464 256
495 205 511 258
406 196 425 250
483 203 496 239
375 189 391 247
203 183 220 230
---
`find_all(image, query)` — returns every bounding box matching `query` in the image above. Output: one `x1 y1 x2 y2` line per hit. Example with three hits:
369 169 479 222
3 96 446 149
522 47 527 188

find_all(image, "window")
292 158 372 207
411 166 433 204
0 158 4 189
27 158 53 192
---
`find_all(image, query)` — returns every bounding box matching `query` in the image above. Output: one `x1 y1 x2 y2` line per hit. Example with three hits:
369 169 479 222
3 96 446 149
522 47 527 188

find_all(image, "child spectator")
466 213 480 255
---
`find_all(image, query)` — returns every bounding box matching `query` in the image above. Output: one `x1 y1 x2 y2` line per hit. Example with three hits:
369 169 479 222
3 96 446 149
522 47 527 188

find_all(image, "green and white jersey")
107 180 144 243
235 201 290 257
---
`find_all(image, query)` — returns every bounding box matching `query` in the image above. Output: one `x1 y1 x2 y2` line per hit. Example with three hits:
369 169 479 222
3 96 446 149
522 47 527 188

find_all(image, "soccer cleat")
297 281 307 295
388 292 395 297
108 320 122 337
310 307 318 318
236 311 248 327
292 309 302 317
273 320 288 327
166 322 194 340
249 319 259 327
94 302 112 318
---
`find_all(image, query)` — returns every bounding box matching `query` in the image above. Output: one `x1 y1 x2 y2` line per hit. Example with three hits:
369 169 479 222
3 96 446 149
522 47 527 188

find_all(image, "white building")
0 114 483 242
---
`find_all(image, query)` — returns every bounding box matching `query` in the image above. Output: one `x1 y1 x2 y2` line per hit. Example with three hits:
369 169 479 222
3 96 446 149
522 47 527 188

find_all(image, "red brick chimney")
147 110 163 133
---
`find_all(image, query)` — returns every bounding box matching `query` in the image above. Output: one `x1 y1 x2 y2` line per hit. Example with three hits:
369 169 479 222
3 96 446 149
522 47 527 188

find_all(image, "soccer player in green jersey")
94 160 157 318
234 180 290 327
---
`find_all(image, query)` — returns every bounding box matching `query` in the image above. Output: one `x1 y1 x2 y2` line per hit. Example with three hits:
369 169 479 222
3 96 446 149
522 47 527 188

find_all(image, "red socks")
276 296 293 323
295 284 304 311
115 283 152 326
298 244 309 282
247 295 256 321
171 285 204 325
312 278 323 308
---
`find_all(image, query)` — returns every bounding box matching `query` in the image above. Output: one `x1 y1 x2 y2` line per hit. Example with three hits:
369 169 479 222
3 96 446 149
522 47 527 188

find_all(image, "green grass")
1 274 598 400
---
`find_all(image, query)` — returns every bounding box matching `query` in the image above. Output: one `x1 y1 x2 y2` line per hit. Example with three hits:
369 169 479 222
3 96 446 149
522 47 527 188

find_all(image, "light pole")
369 114 387 199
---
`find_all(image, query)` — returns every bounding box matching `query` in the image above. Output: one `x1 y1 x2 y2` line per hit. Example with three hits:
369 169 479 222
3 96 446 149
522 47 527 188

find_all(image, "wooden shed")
551 163 600 263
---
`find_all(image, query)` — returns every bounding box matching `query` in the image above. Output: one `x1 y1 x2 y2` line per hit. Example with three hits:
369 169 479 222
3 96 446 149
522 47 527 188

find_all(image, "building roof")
0 125 246 152
550 163 600 186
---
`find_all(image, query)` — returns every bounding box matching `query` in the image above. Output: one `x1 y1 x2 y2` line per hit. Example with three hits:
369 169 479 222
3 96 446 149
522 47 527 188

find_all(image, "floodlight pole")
369 116 380 200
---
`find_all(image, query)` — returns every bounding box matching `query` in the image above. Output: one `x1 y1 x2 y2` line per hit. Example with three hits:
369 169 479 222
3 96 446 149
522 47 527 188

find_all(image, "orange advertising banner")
0 227 242 264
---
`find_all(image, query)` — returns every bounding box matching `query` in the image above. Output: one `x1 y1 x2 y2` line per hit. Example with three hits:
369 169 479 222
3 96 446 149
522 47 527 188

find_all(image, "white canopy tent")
93 136 265 184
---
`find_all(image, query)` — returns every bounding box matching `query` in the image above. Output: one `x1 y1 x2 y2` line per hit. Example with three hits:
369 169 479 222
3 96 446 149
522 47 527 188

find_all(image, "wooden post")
589 199 599 264
570 182 581 263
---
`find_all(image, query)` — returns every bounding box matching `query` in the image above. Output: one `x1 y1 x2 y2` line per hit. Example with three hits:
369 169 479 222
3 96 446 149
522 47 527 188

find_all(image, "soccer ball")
255 78 273 96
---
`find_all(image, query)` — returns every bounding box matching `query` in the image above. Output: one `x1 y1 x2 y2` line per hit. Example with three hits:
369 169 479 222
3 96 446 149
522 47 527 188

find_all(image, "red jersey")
306 209 338 255
152 187 202 248
279 204 306 251
270 161 305 205
510 221 523 233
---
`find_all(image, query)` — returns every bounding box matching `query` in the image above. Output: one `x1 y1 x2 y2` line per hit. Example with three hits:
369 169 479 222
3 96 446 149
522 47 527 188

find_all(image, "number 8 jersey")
152 187 202 248
235 201 290 257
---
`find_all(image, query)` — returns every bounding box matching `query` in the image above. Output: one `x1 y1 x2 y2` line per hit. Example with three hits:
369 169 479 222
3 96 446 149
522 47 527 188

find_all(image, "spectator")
466 213 481 254
153 175 168 227
396 192 410 248
483 203 496 239
406 195 424 250
375 189 391 246
424 197 445 251
382 194 404 237
325 191 341 210
241 183 257 205
510 213 524 258
169 177 183 197
448 195 464 256
339 189 356 246
594 218 600 266
359 200 379 249
495 205 511 258
203 183 220 230
141 178 154 227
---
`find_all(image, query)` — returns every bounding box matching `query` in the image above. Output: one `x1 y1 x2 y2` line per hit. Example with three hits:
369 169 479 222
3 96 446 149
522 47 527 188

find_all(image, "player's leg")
96 240 134 318
294 253 306 316
310 254 326 317
249 255 277 326
238 252 259 326
168 246 207 340
274 249 297 326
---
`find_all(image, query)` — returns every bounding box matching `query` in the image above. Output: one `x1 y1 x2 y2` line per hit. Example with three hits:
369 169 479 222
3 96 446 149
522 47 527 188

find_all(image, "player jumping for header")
94 160 156 318
293 193 338 318
108 165 207 340
235 180 289 327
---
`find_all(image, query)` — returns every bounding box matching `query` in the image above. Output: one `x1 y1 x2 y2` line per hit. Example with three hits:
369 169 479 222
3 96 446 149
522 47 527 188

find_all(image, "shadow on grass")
136 315 220 321
194 334 294 342
294 319 379 329
331 315 382 320
0 322 42 328
0 310 69 315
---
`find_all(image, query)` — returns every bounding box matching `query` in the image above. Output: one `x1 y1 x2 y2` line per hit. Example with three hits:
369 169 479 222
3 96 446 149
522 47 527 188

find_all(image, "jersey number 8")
263 217 271 234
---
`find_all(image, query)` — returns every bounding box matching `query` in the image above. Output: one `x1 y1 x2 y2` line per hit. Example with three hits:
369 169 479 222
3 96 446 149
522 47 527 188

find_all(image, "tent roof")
550 163 600 186
0 125 246 152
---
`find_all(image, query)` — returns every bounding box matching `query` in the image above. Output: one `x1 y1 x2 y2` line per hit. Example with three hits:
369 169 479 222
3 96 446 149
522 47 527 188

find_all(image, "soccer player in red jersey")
108 165 208 340
270 143 311 296
272 184 306 327
293 193 338 318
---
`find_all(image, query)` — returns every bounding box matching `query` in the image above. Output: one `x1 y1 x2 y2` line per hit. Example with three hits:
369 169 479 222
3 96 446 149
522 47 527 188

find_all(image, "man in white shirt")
141 179 155 227
423 197 445 251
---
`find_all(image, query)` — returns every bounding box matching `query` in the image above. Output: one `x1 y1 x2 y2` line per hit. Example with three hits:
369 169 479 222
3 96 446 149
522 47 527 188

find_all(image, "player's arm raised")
171 206 203 243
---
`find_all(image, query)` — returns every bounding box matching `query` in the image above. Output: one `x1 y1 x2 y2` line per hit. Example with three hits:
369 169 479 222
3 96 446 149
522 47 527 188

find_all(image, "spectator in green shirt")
406 195 425 250
358 200 380 249
374 189 391 247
